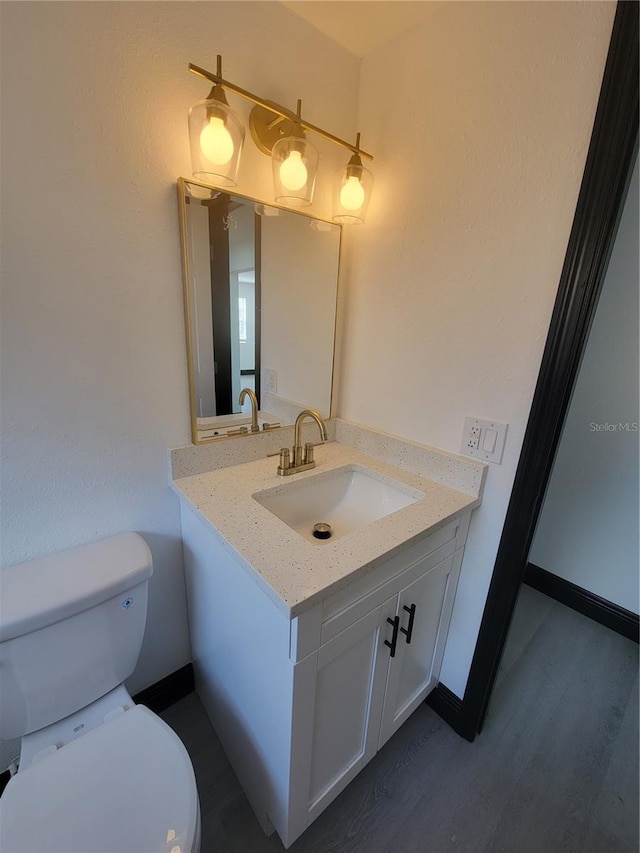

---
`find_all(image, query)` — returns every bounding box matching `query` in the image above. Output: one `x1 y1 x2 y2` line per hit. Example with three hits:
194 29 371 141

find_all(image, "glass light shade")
272 134 318 207
189 94 244 188
332 159 373 224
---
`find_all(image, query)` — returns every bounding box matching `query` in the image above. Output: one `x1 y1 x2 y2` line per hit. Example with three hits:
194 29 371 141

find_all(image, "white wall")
238 278 256 375
530 154 639 614
0 0 359 764
338 1 615 697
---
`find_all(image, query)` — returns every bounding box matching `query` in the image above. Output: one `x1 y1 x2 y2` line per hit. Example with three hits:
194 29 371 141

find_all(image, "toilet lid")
0 705 199 853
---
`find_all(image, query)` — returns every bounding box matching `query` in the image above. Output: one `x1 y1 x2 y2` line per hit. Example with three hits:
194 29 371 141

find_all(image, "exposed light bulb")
340 175 365 211
280 150 307 191
200 116 234 165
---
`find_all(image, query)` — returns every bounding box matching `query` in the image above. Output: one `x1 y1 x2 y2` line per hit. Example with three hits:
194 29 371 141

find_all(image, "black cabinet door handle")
400 603 416 644
384 615 400 658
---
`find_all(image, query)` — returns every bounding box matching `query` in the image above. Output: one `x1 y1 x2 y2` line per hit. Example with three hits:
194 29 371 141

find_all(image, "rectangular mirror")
178 178 342 443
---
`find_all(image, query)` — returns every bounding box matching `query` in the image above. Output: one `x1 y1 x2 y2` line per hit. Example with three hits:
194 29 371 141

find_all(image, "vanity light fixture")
332 133 374 225
270 101 318 206
187 57 374 221
188 56 244 187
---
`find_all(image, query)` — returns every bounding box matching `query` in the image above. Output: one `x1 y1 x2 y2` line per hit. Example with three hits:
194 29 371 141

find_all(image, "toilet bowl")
0 533 201 853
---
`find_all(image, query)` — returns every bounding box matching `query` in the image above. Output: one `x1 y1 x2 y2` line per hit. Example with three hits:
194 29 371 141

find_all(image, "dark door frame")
455 0 638 741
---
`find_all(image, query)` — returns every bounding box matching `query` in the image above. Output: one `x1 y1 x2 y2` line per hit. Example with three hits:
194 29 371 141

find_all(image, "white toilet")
0 533 201 853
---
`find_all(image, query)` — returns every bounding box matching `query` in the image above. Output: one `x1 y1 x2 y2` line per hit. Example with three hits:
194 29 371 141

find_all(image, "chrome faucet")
239 387 260 433
271 408 328 476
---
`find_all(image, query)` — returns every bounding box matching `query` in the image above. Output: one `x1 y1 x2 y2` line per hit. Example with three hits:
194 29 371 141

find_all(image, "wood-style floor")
161 587 639 852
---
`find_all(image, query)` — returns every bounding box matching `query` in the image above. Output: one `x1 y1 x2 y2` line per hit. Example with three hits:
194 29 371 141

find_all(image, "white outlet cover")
461 417 508 464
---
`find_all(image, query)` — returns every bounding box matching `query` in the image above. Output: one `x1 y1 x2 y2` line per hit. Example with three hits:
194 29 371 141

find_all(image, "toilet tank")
0 533 153 740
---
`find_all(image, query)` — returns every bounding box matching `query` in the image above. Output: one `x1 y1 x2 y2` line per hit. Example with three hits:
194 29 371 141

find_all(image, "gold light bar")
188 58 373 161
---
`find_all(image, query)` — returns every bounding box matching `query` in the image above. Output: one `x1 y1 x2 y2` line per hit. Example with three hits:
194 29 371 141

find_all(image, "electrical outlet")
466 424 481 450
461 417 508 464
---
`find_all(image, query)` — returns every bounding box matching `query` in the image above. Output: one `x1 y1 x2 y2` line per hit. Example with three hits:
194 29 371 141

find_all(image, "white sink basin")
253 464 424 544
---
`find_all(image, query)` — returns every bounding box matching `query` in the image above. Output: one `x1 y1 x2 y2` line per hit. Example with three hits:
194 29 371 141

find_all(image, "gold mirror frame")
177 177 342 444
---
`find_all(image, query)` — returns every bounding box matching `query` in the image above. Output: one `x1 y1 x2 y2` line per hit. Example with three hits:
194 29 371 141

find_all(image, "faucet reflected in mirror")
177 178 341 444
269 408 328 476
227 388 281 436
239 387 259 433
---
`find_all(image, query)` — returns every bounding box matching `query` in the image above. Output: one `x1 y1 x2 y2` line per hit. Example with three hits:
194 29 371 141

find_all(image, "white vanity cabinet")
289 519 466 835
179 500 470 849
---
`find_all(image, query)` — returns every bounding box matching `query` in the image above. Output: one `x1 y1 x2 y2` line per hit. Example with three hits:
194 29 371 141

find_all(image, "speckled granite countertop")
172 440 484 618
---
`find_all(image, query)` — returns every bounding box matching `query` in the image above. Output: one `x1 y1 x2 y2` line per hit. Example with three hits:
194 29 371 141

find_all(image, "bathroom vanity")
172 422 485 848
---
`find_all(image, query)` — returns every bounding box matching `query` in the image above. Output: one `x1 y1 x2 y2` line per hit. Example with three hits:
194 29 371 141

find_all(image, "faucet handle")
277 447 290 473
304 443 315 465
267 448 291 471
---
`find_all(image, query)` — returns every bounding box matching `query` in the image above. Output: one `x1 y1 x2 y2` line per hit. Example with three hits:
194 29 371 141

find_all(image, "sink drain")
312 522 332 540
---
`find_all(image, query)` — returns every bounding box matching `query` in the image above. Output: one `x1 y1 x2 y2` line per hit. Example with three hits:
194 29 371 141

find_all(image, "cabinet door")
304 595 397 826
378 553 456 749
